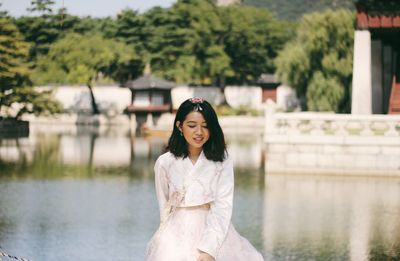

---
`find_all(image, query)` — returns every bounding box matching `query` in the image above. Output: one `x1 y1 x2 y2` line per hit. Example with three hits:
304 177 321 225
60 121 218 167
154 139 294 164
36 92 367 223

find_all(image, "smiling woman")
145 98 264 261
177 110 210 163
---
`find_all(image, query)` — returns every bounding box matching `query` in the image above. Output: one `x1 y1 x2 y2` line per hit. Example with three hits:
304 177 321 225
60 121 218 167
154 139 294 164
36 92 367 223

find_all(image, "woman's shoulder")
156 151 176 165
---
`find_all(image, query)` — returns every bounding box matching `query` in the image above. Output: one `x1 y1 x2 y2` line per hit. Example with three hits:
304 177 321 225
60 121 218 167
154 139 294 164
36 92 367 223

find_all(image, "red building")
352 0 400 114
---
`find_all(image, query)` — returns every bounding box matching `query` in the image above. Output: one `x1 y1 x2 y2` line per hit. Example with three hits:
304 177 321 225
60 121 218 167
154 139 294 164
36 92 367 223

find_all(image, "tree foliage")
33 33 136 85
275 9 354 112
27 0 55 15
221 5 294 84
0 17 31 92
243 0 355 21
11 0 294 88
141 0 293 85
32 33 137 113
0 17 61 119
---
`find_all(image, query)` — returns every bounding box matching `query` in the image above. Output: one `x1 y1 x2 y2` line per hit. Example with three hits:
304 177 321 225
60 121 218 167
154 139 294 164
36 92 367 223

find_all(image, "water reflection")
0 126 400 260
0 126 265 179
263 174 400 260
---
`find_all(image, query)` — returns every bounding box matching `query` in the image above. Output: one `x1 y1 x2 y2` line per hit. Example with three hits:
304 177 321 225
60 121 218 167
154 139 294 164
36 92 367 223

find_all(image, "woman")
146 97 264 261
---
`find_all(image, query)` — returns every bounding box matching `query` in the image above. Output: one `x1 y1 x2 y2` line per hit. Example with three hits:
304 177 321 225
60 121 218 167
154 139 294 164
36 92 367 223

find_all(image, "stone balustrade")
264 112 400 175
265 112 400 144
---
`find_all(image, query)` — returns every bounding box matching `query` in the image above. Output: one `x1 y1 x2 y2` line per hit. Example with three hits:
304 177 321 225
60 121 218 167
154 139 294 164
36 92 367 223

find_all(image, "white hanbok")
146 151 264 261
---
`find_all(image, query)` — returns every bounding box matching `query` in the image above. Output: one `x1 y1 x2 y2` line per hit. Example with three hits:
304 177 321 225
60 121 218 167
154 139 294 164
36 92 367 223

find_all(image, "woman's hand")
196 252 215 261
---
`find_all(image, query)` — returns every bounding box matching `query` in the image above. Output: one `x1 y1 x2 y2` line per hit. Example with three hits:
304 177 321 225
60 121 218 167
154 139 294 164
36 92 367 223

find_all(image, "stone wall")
264 112 400 175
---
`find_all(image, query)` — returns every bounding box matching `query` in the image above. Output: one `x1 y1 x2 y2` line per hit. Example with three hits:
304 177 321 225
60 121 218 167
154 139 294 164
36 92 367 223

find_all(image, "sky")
1 0 177 17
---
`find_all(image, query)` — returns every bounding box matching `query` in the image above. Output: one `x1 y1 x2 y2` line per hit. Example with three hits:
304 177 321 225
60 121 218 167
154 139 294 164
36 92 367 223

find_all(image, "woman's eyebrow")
186 121 207 124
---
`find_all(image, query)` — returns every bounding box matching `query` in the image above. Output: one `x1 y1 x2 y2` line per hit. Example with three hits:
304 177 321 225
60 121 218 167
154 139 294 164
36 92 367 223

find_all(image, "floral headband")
188 97 204 111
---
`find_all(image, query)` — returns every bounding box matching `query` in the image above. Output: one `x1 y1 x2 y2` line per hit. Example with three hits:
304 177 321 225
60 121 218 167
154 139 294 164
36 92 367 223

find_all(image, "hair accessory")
189 97 204 104
189 97 204 111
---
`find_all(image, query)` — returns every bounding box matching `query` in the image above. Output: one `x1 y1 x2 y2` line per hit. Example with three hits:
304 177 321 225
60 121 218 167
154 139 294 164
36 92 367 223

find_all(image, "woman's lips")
193 137 203 143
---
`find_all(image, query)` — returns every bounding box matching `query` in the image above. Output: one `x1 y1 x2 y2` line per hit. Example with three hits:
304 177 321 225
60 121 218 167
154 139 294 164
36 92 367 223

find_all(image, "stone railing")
263 112 400 175
265 112 400 144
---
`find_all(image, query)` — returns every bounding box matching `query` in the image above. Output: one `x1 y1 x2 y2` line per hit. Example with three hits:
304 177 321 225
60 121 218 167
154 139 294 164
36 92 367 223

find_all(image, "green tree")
17 2 114 61
141 1 291 86
275 9 354 112
171 0 229 85
142 6 188 81
15 9 100 60
115 9 146 56
27 0 55 15
0 17 61 119
0 17 31 110
221 5 294 84
32 33 137 114
0 3 8 18
142 0 232 86
243 0 355 21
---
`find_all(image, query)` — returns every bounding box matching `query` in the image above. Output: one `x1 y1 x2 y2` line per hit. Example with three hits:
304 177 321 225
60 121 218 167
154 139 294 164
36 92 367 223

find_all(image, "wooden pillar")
371 40 383 114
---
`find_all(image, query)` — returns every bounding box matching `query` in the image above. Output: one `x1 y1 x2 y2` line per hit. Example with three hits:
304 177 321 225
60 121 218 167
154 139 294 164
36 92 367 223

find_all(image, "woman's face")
177 111 210 152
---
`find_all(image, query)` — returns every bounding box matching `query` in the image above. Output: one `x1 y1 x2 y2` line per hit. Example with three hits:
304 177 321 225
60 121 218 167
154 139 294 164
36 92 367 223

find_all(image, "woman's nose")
195 126 202 134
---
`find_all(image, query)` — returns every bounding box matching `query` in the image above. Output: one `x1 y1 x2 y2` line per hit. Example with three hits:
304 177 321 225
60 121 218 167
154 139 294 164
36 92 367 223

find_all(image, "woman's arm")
196 157 234 259
154 158 169 221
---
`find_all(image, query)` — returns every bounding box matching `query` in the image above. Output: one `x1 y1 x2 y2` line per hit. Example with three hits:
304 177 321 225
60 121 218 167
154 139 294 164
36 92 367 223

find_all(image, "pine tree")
0 17 31 113
0 17 62 118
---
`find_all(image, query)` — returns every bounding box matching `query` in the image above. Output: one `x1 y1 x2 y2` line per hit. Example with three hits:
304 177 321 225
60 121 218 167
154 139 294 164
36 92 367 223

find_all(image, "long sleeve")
154 158 169 221
196 157 234 259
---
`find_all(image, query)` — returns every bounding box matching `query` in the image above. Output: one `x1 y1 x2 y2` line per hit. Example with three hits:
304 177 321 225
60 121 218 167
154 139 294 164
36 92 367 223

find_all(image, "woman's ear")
176 121 182 132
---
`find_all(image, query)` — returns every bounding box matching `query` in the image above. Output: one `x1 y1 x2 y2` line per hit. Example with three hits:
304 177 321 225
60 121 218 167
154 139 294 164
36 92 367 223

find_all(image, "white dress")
145 151 264 261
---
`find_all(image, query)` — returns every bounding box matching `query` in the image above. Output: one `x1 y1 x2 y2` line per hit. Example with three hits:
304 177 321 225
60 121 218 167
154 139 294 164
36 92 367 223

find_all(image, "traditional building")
123 72 175 128
352 0 400 114
256 74 280 103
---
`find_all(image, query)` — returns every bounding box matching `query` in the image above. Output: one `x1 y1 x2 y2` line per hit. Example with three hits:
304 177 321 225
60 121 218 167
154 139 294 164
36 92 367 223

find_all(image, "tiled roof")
124 74 175 90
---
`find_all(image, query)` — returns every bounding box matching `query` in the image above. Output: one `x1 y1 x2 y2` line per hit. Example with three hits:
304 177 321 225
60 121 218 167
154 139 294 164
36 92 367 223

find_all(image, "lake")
0 124 399 261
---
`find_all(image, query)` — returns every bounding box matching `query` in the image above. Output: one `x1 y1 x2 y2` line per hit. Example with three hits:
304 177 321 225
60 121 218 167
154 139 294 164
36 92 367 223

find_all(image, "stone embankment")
264 112 400 176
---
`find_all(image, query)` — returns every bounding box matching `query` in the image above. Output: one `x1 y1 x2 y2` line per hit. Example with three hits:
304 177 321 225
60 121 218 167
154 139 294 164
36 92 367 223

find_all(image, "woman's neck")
188 147 202 162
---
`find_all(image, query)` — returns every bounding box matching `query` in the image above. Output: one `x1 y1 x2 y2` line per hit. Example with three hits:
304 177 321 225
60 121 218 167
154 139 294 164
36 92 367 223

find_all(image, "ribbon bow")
189 97 204 111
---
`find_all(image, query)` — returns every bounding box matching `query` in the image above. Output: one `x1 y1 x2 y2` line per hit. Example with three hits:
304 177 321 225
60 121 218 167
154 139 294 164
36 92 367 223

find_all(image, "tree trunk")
87 83 100 115
219 74 228 106
0 90 3 115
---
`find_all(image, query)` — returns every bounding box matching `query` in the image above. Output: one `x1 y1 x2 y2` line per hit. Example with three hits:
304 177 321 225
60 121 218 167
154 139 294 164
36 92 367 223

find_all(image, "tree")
142 0 232 86
17 2 115 61
115 9 146 56
27 0 55 15
32 33 137 114
243 0 355 21
0 17 61 119
221 5 294 84
0 17 31 112
15 9 94 60
0 3 8 18
275 9 354 112
141 1 292 86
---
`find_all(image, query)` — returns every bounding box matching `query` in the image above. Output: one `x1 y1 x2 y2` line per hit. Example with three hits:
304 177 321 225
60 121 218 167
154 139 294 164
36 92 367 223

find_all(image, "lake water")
0 125 399 261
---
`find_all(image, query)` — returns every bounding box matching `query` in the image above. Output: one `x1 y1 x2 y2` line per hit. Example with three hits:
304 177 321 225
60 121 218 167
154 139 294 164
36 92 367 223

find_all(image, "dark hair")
166 98 227 162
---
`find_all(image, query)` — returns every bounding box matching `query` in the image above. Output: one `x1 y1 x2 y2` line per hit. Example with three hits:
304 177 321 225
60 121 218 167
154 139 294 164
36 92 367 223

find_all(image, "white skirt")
146 205 264 261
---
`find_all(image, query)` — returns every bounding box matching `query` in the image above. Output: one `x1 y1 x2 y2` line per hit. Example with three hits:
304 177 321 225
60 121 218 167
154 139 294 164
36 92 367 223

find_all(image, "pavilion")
123 71 175 128
256 73 280 103
352 0 400 114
